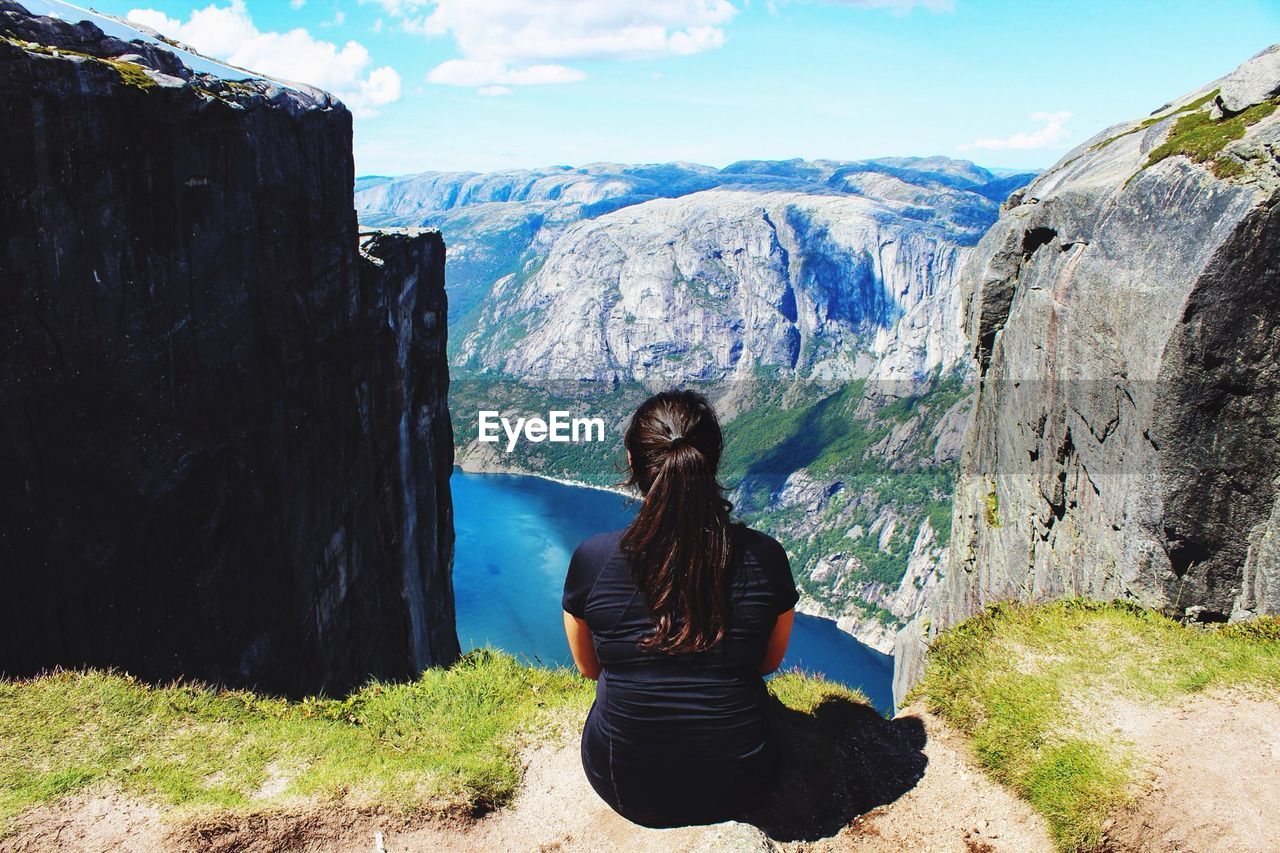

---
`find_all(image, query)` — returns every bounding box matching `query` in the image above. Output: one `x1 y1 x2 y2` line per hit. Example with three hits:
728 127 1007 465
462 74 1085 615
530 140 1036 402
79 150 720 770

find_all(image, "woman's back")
562 521 799 826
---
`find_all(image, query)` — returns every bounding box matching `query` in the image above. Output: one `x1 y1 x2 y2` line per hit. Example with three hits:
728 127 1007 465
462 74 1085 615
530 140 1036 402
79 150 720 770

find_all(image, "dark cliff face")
358 231 459 674
0 2 459 695
893 45 1280 707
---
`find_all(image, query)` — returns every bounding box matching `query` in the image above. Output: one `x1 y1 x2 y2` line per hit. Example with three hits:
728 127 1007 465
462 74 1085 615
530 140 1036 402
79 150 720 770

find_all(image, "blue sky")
86 0 1280 176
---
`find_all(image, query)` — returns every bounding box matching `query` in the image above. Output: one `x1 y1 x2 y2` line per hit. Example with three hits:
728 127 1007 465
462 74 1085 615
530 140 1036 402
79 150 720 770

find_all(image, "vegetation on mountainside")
0 652 860 837
1085 88 1279 182
915 600 1280 851
452 370 969 625
2 38 158 90
449 250 548 355
105 58 157 90
719 372 966 616
1145 96 1279 177
984 488 1000 528
1090 89 1220 151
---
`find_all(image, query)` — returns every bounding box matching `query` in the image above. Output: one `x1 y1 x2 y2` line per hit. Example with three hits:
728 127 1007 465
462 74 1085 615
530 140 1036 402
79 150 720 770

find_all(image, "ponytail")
620 390 734 654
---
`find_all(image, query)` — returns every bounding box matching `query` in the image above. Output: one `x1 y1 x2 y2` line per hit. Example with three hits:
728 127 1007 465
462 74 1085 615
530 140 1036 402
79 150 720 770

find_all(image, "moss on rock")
1144 97 1279 173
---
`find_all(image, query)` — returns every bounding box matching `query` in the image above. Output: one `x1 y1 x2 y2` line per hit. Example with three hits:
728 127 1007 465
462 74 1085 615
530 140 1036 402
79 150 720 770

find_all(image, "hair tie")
668 433 703 458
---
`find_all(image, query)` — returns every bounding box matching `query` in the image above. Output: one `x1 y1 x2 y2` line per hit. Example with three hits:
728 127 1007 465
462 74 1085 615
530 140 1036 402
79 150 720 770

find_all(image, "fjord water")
452 468 895 714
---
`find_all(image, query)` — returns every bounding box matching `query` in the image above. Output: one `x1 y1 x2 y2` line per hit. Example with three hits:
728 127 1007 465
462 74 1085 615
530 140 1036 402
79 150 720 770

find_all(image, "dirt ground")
809 707 1052 853
1103 688 1280 853
341 704 1053 852
5 792 164 853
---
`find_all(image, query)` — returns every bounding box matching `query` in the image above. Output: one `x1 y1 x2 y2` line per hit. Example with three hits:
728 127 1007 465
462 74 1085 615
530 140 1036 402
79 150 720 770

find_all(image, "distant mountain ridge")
355 157 1036 364
356 157 1031 217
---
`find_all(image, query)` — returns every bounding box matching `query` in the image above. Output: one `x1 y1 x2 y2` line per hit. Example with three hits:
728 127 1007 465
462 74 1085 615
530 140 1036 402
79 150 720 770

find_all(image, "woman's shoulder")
733 522 788 565
571 527 627 566
564 528 629 617
733 524 798 607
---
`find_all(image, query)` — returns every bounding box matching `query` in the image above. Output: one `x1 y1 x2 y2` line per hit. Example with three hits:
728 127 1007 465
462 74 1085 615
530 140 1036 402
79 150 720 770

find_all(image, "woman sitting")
562 389 798 828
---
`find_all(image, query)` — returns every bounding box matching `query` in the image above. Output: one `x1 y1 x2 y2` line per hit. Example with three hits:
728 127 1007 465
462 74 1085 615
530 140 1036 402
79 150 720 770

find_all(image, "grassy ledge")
105 58 157 90
1144 95 1279 178
2 38 157 90
913 600 1280 851
1090 89 1220 152
766 669 870 715
0 648 594 835
0 648 863 839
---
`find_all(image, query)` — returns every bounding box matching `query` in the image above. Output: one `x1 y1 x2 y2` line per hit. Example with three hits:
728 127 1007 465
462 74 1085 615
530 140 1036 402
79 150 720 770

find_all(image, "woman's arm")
758 608 795 676
563 610 602 680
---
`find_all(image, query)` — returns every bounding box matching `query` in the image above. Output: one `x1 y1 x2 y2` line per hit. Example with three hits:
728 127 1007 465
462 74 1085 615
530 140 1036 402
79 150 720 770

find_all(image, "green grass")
915 600 1280 851
1090 89 1220 152
1144 96 1279 176
0 649 595 835
766 669 870 714
1212 156 1247 178
2 37 156 90
0 650 864 838
105 59 156 90
984 488 1000 527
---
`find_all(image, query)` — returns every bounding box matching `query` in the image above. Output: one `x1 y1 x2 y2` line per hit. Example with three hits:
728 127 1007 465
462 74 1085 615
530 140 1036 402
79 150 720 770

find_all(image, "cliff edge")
0 0 459 695
896 45 1280 704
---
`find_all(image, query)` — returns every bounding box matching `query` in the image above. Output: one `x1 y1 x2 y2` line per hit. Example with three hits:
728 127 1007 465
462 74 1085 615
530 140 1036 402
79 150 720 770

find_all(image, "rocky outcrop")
0 1 459 695
894 45 1280 707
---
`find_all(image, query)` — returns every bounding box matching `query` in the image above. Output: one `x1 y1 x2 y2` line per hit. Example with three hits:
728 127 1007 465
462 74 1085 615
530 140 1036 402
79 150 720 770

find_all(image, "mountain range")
356 157 1037 651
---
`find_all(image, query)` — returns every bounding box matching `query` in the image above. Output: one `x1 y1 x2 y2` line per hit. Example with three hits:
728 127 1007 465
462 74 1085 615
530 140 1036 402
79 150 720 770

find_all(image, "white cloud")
427 60 586 87
127 8 179 32
360 0 422 13
819 0 953 10
289 0 305 9
127 1 401 117
959 111 1074 151
358 65 403 106
768 0 952 12
362 0 737 90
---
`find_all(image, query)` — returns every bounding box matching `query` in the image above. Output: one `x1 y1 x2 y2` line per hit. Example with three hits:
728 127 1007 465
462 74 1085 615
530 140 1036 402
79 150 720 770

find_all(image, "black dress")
561 522 800 828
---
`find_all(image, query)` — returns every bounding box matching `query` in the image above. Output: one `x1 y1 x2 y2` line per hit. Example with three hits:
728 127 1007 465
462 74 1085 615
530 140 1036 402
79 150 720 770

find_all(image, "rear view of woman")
561 389 798 828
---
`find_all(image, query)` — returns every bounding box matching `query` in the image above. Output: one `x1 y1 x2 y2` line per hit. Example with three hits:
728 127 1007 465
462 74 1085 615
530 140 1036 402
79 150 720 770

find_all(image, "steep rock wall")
894 45 1280 706
0 2 459 695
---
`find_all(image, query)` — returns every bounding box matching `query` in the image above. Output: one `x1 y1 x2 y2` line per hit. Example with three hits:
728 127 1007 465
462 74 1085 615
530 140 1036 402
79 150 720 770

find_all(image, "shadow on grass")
738 692 928 842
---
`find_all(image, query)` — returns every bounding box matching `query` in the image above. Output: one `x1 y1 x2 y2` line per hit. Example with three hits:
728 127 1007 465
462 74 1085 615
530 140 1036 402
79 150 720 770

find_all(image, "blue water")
452 468 895 715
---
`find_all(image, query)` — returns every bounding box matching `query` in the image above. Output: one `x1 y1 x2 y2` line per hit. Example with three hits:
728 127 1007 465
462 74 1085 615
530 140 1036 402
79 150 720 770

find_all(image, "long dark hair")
620 389 735 654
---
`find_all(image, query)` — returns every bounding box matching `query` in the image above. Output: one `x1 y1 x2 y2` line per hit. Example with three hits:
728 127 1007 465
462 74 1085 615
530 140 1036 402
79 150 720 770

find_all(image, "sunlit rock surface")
895 45 1280 706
